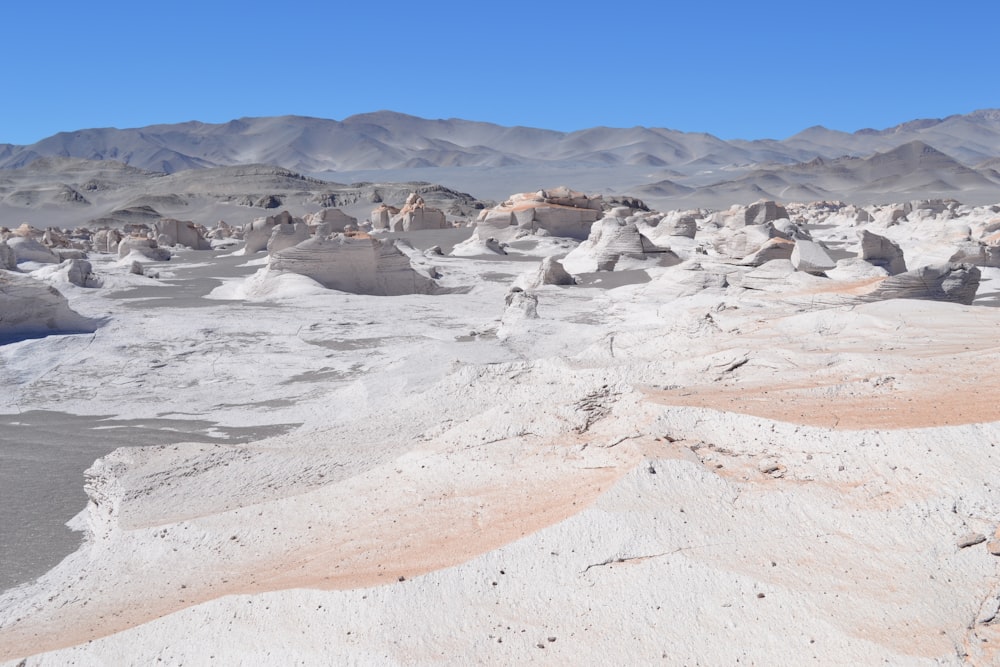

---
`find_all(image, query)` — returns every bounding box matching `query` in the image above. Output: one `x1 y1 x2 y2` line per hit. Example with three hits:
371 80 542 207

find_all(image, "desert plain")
2 112 1000 665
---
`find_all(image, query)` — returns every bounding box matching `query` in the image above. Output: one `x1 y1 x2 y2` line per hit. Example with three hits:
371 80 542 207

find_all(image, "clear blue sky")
3 0 997 144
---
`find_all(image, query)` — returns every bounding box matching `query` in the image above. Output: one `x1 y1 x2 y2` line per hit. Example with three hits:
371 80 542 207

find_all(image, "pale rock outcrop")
5 236 60 264
533 256 576 286
858 229 907 275
472 187 603 242
386 194 448 232
739 238 795 267
118 238 171 262
268 235 437 296
562 216 680 273
11 223 43 239
0 272 97 342
504 286 538 315
370 205 401 231
498 287 539 336
713 221 790 259
659 214 698 239
266 221 311 254
243 211 296 254
791 239 837 274
744 200 789 226
31 259 101 288
514 257 576 290
41 228 71 248
0 241 16 270
738 258 979 306
306 208 358 235
563 217 649 272
861 263 980 305
948 242 1000 268
155 219 211 250
92 229 123 254
206 221 239 241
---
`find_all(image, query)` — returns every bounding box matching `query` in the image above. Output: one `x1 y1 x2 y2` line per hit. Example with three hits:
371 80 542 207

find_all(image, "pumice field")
4 111 1000 665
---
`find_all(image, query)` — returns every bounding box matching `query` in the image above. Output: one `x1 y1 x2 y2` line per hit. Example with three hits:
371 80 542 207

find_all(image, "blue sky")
3 0 997 144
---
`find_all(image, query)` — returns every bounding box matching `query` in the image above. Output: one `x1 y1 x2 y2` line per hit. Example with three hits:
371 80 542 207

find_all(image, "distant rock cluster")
472 191 997 310
4 181 1000 343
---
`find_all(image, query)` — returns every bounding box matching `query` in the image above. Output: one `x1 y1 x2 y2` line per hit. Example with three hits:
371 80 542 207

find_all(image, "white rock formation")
306 208 358 235
0 241 15 270
117 238 171 262
154 219 211 250
243 211 297 254
31 259 101 288
0 272 96 341
791 238 837 274
266 220 311 254
5 236 60 264
514 256 576 290
563 216 649 271
472 187 603 243
370 204 400 231
858 229 907 275
267 234 437 296
744 199 789 225
383 194 448 232
92 229 123 254
862 263 980 305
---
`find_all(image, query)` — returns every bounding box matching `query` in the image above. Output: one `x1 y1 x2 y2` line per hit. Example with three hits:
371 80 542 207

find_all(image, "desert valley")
3 110 1000 664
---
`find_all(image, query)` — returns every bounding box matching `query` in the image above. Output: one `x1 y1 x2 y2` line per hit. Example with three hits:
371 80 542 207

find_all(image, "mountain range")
2 110 1000 208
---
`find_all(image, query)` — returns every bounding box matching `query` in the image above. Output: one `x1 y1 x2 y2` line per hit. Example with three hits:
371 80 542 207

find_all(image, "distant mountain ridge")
3 110 1000 208
2 109 1000 176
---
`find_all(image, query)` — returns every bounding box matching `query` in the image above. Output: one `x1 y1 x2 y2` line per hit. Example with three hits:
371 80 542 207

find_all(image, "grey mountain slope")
4 109 997 177
636 141 1000 209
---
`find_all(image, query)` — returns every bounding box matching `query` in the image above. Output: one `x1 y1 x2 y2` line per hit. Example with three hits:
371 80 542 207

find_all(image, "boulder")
93 229 123 254
567 217 649 271
739 238 794 267
118 238 171 262
713 221 788 259
503 287 538 320
0 272 97 342
266 221 311 254
268 235 437 296
388 194 448 232
661 215 698 239
473 188 603 242
516 257 576 290
745 200 789 226
948 243 1000 268
155 219 211 250
63 259 98 287
370 205 401 231
244 211 296 254
791 239 837 274
0 241 15 270
307 208 358 234
858 230 907 275
5 236 60 264
31 259 101 288
861 263 980 306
